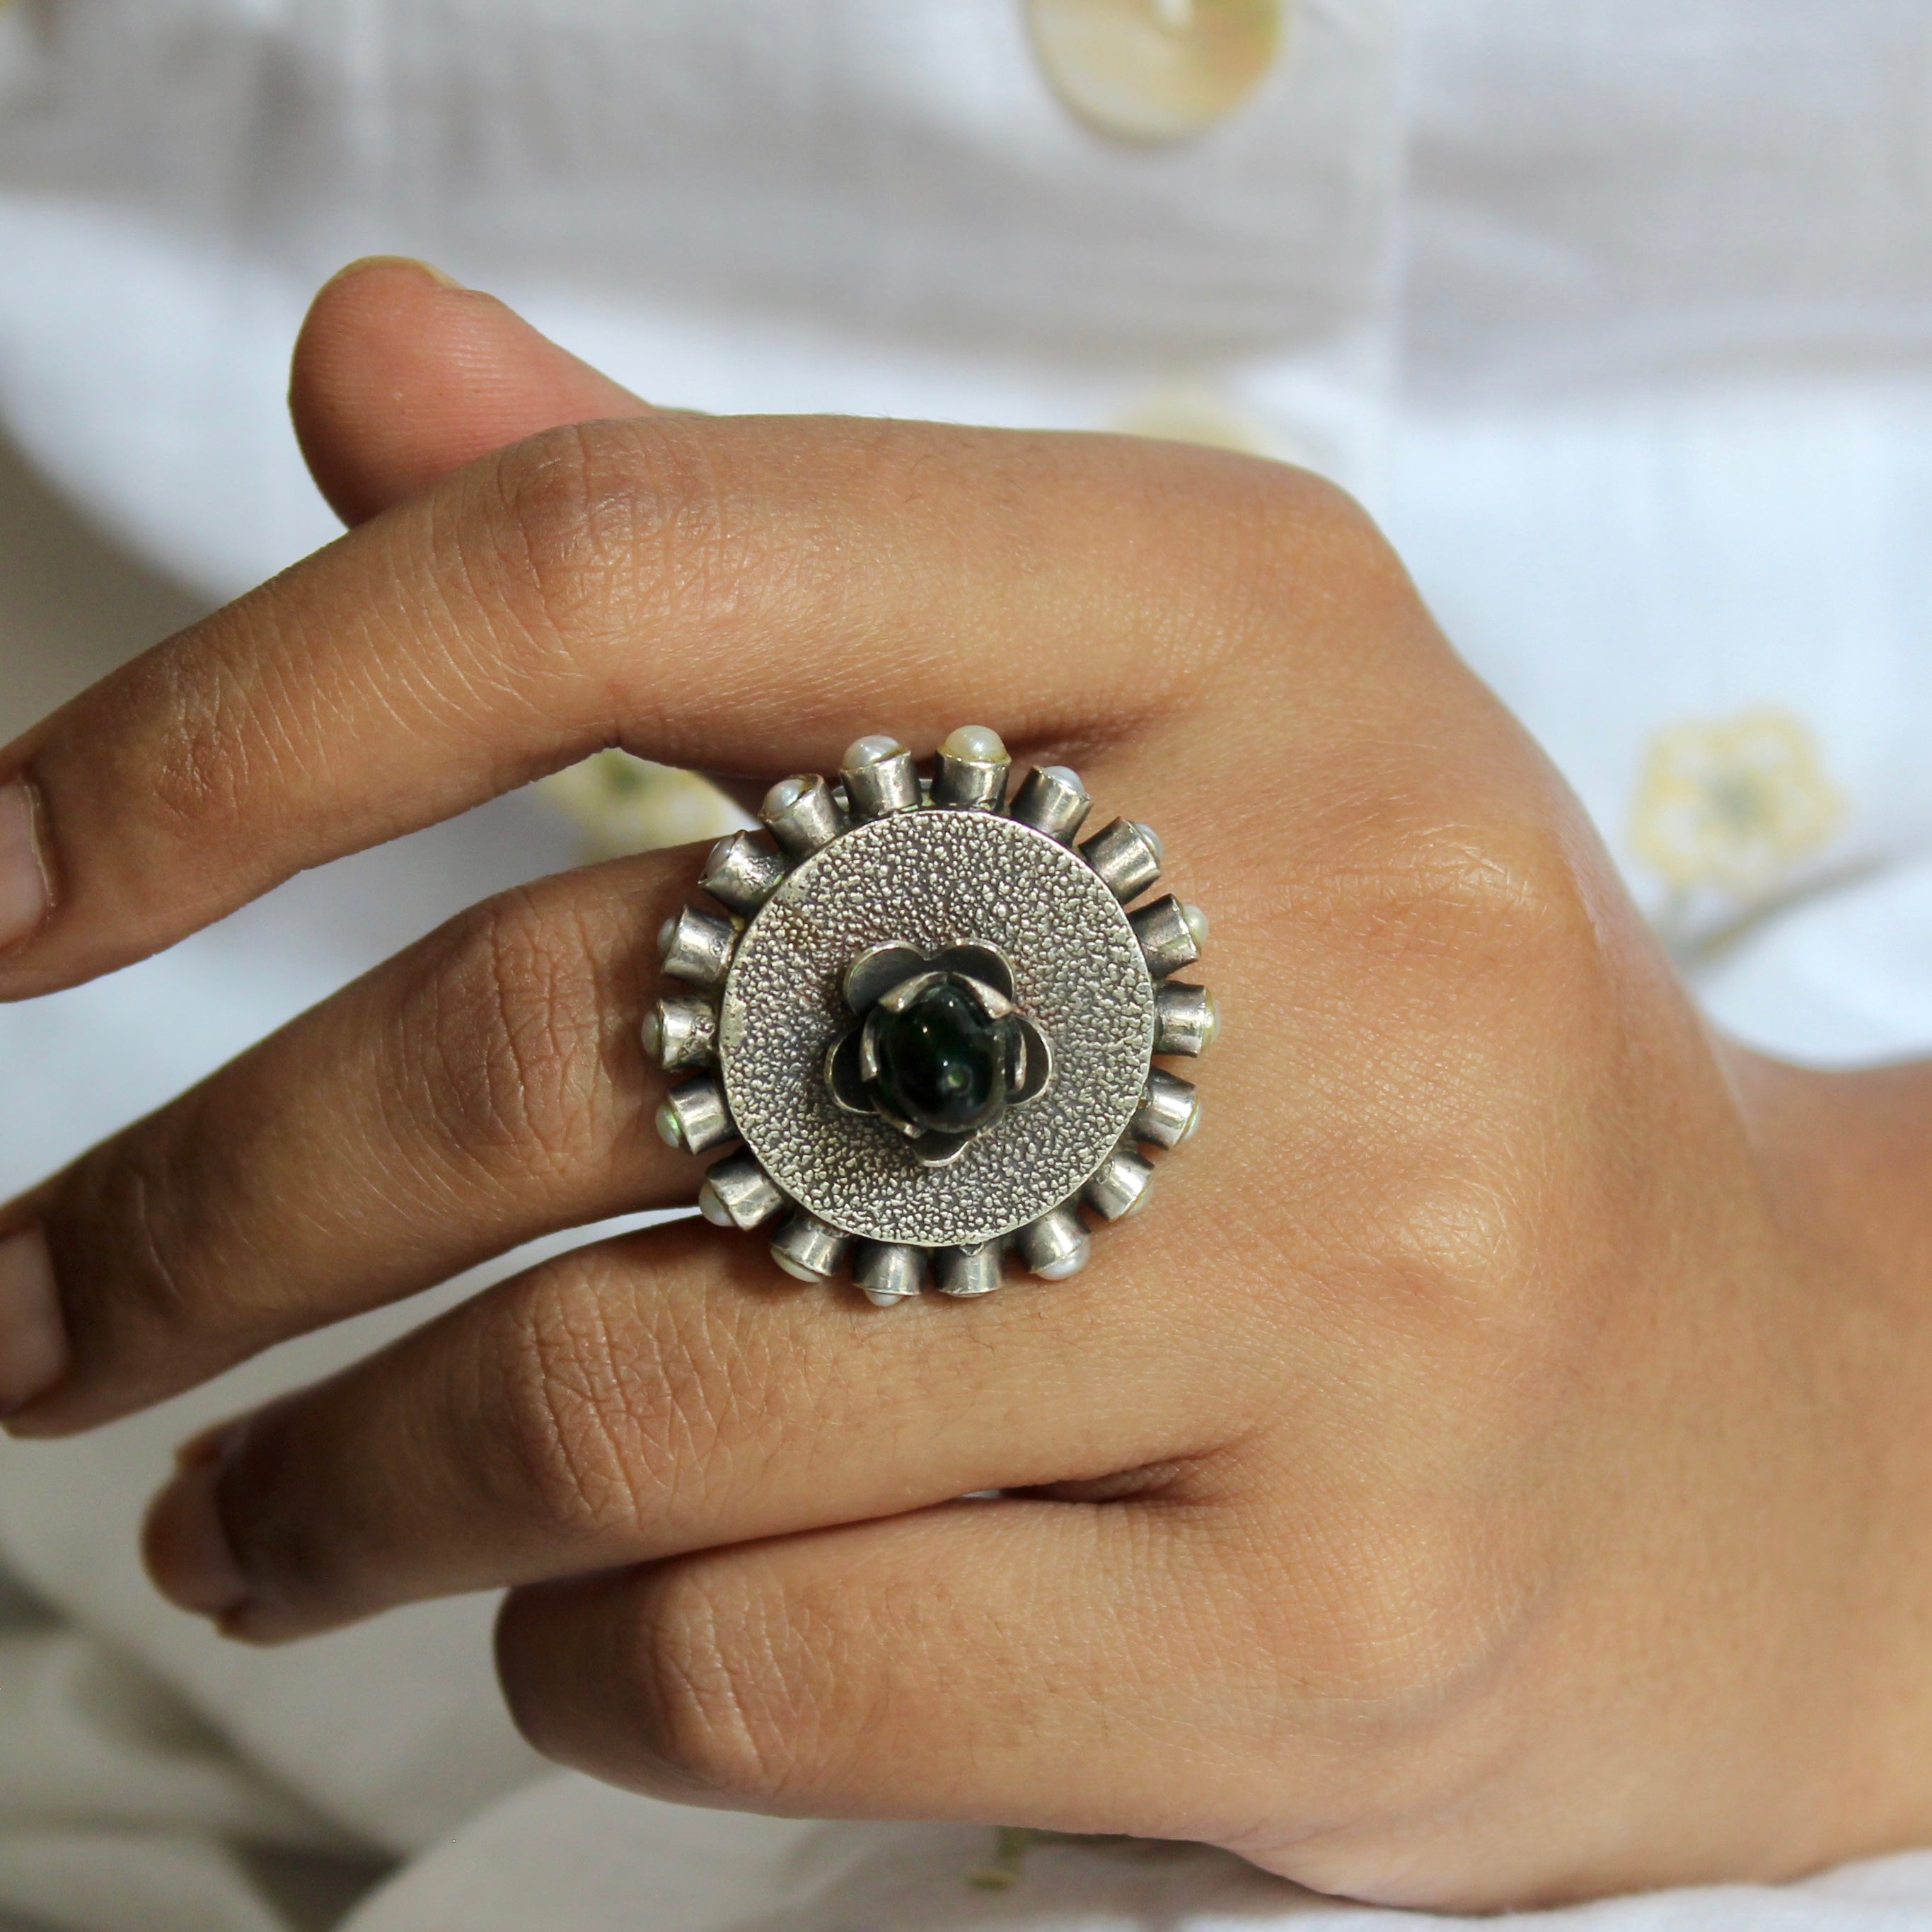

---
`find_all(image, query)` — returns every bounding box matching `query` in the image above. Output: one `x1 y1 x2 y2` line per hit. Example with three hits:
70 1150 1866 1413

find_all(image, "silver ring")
644 728 1215 1305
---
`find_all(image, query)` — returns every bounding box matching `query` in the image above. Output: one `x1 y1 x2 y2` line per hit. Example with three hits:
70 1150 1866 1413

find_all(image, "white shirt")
1 5 1931 1928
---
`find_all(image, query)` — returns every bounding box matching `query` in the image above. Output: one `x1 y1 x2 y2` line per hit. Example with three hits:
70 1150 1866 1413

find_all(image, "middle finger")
9 847 700 1434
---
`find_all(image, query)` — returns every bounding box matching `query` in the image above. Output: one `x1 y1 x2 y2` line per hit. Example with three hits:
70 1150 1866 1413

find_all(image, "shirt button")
1113 383 1268 456
1024 0 1286 144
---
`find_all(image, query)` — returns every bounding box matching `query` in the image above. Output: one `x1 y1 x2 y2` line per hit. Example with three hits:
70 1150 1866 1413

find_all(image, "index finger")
0 414 1319 998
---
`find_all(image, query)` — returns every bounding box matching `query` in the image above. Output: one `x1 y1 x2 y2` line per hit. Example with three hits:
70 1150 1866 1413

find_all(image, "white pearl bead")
696 1181 734 1227
842 734 906 770
654 1100 686 1150
1181 902 1210 949
941 724 1007 763
771 1250 828 1283
1198 990 1220 1052
1033 1249 1089 1281
1025 0 1286 145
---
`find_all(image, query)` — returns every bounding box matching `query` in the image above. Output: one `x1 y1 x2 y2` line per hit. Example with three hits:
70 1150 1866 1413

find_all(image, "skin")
4 259 1932 1909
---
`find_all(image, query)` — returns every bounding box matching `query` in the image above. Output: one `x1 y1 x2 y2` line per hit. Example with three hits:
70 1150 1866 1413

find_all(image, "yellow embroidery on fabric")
968 1826 1036 1890
966 1827 1203 1891
1630 707 1845 899
538 750 740 860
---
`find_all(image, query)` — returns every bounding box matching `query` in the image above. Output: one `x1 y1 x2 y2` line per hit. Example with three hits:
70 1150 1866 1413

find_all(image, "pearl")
855 1242 926 1304
768 1211 850 1281
656 906 737 987
640 1007 664 1060
840 736 920 820
698 1152 785 1230
1181 902 1210 949
654 1099 686 1150
1014 1205 1091 1280
933 726 1012 810
941 725 1007 763
760 773 847 857
1033 1250 1089 1281
841 734 906 770
1007 765 1092 844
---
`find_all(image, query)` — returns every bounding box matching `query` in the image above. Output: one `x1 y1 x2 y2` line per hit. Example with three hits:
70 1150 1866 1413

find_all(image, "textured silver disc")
719 810 1157 1246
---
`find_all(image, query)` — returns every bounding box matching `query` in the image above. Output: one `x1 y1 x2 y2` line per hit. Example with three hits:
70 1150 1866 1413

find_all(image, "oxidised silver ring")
643 728 1215 1305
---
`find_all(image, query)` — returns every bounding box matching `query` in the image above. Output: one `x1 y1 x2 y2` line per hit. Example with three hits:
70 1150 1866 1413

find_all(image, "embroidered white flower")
1630 706 1846 899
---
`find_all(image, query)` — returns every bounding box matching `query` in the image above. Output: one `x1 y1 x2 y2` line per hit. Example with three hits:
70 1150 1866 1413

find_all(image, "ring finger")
141 1200 1227 1643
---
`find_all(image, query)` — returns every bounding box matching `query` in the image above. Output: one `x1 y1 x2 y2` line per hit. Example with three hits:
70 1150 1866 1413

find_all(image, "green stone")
871 978 1014 1135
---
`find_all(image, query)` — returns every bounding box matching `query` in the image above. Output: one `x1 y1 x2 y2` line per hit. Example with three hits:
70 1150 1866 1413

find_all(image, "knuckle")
1288 816 1621 1215
1223 463 1411 651
1365 1167 1539 1326
110 622 267 843
402 884 614 1179
1321 811 1600 976
51 1133 203 1352
483 418 748 666
626 1559 809 1803
47 1106 312 1389
484 1262 658 1544
483 1259 785 1546
486 423 623 634
1263 1511 1517 1724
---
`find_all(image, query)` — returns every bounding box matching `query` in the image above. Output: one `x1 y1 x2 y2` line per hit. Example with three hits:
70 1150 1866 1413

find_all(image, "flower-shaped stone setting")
825 942 1053 1167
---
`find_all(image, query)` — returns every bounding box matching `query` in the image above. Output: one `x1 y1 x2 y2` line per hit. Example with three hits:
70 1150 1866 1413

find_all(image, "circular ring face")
719 810 1157 1246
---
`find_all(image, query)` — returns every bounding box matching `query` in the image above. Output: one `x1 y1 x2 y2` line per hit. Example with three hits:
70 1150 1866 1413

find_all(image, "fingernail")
144 1457 250 1619
174 1417 244 1473
0 782 50 956
0 1227 68 1417
327 253 463 291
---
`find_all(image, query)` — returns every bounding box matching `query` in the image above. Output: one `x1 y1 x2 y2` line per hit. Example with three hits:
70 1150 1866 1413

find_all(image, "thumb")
290 257 651 526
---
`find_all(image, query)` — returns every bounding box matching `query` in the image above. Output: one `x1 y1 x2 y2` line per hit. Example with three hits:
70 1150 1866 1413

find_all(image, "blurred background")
0 426 203 743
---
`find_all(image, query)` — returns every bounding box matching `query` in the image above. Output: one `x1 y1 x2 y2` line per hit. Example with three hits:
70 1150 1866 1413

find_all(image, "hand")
3 260 1931 1911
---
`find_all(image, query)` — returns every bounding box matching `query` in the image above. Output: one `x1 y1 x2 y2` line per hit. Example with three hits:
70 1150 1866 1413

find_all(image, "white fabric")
4 1 1932 1927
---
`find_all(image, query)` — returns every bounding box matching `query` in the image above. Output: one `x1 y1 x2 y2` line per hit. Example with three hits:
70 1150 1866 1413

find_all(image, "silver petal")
824 1029 873 1113
843 942 927 1015
931 942 1015 1001
875 968 947 1017
1011 1016 1055 1105
912 1129 975 1167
